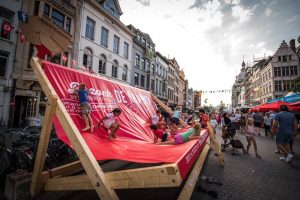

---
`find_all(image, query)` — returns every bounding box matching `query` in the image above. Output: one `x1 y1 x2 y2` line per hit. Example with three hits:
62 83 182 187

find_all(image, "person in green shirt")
157 122 201 145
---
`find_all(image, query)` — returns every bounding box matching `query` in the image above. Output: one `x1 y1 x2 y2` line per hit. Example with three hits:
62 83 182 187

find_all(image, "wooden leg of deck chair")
177 143 210 200
207 122 224 166
30 96 58 197
30 57 119 200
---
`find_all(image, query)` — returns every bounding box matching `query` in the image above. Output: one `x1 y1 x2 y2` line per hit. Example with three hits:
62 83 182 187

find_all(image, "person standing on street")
253 110 263 136
272 105 298 163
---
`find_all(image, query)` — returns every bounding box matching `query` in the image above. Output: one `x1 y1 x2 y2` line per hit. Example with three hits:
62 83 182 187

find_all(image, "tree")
292 76 300 92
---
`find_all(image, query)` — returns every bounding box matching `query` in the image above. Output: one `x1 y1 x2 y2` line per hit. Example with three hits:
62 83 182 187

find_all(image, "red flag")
2 21 14 36
19 31 26 43
35 44 52 59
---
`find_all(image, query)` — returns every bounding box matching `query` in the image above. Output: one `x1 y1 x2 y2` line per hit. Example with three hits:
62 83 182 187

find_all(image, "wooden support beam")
207 122 224 166
44 163 182 190
152 94 186 125
41 161 83 180
30 57 118 200
177 144 210 200
30 96 58 196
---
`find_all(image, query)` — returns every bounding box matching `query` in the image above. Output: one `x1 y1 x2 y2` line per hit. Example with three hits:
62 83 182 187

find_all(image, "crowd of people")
72 82 298 163
218 106 299 163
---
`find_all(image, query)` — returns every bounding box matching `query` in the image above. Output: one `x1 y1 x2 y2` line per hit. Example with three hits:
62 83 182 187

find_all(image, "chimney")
289 39 296 52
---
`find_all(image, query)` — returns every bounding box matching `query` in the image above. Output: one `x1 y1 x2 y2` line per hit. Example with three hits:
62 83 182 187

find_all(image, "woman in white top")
245 118 261 158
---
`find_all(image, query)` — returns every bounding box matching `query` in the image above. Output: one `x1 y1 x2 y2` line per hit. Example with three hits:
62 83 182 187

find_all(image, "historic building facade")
127 24 155 91
0 0 23 126
78 0 134 84
7 0 78 127
231 61 246 108
270 40 299 99
168 58 179 109
178 69 185 110
155 52 168 103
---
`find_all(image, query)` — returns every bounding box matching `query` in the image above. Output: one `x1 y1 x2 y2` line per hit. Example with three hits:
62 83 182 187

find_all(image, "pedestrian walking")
272 105 298 163
263 113 272 137
253 110 263 136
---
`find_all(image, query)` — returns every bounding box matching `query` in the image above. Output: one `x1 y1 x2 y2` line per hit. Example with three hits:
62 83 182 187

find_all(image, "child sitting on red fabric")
97 108 122 140
150 124 170 144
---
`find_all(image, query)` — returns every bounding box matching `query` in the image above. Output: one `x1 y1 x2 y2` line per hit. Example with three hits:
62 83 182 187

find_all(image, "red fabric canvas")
42 61 208 179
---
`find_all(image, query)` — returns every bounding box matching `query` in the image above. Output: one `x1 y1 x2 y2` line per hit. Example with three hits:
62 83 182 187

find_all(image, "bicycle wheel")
0 149 14 175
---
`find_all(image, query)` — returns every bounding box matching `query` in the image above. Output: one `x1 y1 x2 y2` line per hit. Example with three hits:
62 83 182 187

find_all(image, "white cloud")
231 5 254 23
256 42 265 48
265 7 272 17
287 15 298 23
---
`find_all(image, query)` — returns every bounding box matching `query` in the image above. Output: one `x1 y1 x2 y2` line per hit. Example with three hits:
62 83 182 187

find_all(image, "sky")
119 0 300 106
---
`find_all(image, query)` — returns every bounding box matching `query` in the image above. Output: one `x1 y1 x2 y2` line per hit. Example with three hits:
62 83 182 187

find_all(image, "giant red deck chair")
29 57 223 200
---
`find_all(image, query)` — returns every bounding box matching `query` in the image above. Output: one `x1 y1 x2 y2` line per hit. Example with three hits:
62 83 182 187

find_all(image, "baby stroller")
221 124 236 151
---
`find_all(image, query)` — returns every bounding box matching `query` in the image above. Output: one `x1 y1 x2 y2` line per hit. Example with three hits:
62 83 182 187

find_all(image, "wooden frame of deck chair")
29 57 224 200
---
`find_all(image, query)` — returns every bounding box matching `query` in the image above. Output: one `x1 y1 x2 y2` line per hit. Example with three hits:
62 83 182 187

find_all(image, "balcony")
47 0 76 16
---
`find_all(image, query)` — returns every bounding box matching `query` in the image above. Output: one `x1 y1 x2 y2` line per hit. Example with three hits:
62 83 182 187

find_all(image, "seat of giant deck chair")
43 60 209 179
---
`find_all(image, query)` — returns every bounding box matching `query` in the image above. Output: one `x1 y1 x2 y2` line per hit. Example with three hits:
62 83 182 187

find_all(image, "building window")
83 48 93 69
289 55 292 61
282 55 288 62
134 73 139 86
122 65 127 81
137 34 141 41
151 79 155 91
0 7 13 40
111 60 118 78
142 38 146 44
48 53 61 65
123 42 129 59
275 81 282 92
146 61 150 71
285 66 289 76
52 8 64 28
113 35 120 53
141 75 145 88
135 54 140 68
103 0 121 19
292 66 298 75
62 52 68 66
66 17 71 33
100 27 109 47
151 64 155 75
141 58 145 70
278 56 281 62
0 51 9 78
44 3 50 16
85 17 95 40
98 54 106 74
274 67 281 77
146 42 150 49
34 1 40 16
282 67 286 76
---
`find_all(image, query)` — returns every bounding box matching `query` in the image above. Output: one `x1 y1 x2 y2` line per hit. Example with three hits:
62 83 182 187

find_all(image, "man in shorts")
272 105 297 163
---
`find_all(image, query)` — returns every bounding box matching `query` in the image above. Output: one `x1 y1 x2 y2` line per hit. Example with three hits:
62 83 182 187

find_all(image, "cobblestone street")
1 127 299 200
191 128 300 200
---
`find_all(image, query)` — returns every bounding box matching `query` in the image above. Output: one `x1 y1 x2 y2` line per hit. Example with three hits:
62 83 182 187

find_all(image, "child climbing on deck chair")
97 108 122 140
157 122 201 145
149 110 166 130
72 83 94 132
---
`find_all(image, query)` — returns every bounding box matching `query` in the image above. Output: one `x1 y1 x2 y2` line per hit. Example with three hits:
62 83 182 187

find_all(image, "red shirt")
201 114 209 127
154 129 164 139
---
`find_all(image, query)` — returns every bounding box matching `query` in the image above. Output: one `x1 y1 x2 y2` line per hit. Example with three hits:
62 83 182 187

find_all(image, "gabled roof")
97 0 123 15
127 24 154 43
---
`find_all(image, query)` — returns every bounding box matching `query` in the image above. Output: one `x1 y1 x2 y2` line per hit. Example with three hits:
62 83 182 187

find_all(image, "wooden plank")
44 163 182 190
177 144 210 200
105 163 181 189
30 96 58 196
152 94 186 125
207 122 224 166
30 57 118 200
41 161 83 180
